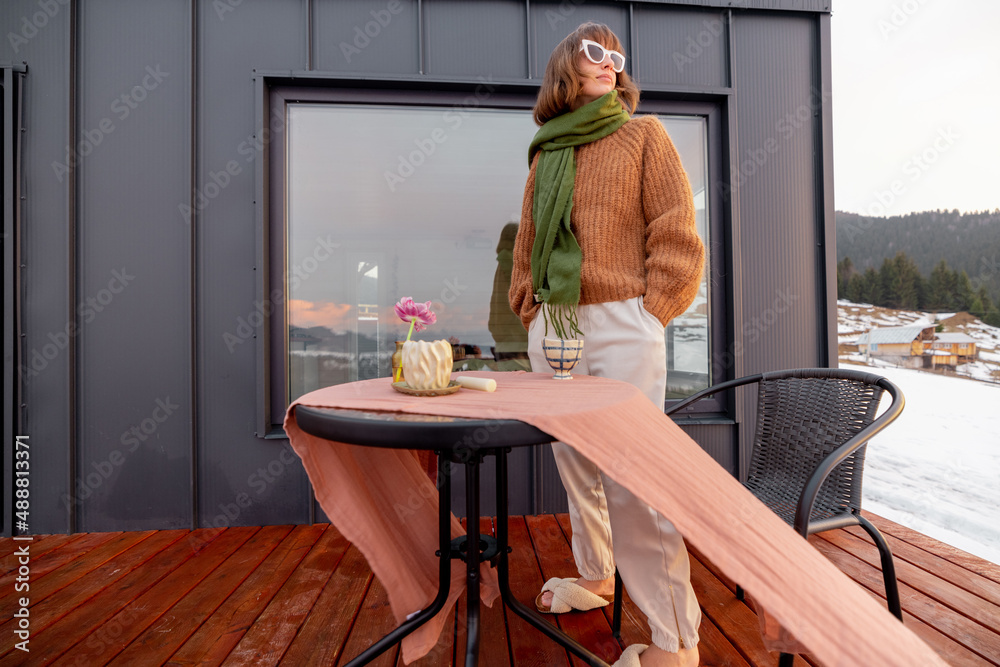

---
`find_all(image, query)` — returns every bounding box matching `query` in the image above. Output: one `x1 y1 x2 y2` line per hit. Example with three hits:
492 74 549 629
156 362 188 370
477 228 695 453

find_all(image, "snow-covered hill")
838 299 1000 383
835 301 1000 565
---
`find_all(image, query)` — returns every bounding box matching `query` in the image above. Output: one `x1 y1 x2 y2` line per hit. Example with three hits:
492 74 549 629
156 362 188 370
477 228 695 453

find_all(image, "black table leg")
494 448 612 667
343 454 455 667
464 454 482 667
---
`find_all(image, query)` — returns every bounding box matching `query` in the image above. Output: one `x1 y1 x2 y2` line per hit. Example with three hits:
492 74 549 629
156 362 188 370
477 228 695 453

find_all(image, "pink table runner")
284 371 944 666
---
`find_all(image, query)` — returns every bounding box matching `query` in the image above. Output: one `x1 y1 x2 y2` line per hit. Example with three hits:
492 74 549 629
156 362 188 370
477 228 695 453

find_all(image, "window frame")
256 78 729 437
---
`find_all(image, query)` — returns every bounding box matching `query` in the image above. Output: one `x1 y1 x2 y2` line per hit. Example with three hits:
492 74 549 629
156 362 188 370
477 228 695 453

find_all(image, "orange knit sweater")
508 115 706 330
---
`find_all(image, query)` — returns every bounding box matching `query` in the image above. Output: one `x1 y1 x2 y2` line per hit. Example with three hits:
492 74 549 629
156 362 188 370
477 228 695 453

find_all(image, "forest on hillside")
835 209 1000 325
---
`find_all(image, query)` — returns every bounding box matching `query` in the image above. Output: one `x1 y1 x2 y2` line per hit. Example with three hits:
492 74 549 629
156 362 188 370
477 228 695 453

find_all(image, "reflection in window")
285 104 710 404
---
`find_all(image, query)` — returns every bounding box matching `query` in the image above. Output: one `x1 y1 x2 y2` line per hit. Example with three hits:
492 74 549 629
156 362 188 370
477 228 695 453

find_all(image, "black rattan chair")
610 368 905 664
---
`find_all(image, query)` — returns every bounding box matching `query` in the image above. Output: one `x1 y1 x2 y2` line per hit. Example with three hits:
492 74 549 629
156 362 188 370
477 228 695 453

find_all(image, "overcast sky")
831 0 1000 217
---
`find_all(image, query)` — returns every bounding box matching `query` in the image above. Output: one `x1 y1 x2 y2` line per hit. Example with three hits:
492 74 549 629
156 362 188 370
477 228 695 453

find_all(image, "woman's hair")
533 22 640 125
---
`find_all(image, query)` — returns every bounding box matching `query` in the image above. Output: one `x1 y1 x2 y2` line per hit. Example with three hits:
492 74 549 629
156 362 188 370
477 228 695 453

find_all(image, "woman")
508 22 705 667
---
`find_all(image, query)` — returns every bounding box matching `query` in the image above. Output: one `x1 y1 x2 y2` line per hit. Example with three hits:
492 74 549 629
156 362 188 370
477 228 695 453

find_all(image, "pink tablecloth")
284 371 944 666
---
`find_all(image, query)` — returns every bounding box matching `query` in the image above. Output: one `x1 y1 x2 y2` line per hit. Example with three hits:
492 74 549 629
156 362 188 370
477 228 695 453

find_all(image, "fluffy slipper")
534 577 613 614
612 644 648 667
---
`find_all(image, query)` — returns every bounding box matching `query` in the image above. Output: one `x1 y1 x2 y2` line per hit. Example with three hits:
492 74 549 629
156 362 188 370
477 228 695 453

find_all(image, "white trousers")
528 297 702 652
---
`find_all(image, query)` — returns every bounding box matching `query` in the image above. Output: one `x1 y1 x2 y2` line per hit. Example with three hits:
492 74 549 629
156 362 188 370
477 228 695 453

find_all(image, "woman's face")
573 40 618 109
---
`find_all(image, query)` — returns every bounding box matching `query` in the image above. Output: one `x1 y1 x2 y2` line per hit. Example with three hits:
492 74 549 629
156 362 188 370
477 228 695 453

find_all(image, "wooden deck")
1 512 998 666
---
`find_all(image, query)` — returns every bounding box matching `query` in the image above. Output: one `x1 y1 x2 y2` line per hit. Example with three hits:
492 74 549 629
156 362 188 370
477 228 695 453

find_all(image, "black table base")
342 446 618 666
294 406 621 667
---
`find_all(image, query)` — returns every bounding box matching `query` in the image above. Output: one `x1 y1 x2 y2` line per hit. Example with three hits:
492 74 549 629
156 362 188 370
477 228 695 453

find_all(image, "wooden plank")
0 527 225 666
821 528 1000 631
470 516 508 667
220 525 350 666
107 525 294 666
281 543 373 667
0 533 85 572
337 573 401 667
527 513 621 666
864 512 1000 584
843 524 1000 607
554 514 651 650
0 531 122 599
504 516 571 666
443 517 500 667
0 531 151 616
165 523 327 666
687 555 772 667
47 527 259 666
693 614 753 667
556 513 755 665
0 529 191 663
809 535 996 666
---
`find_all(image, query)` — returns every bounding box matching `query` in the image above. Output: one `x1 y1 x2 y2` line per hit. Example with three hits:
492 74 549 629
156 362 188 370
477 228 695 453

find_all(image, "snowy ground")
837 301 1000 565
838 361 1000 565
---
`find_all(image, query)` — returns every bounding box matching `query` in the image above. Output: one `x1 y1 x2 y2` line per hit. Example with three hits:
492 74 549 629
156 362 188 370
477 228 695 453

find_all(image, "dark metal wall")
2 0 834 534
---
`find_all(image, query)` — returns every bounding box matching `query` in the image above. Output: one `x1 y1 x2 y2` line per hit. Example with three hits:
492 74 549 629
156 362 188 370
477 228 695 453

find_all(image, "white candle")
456 376 496 392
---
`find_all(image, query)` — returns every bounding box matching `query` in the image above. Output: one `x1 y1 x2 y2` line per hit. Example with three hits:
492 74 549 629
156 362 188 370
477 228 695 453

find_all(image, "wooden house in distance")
931 333 978 363
855 325 978 368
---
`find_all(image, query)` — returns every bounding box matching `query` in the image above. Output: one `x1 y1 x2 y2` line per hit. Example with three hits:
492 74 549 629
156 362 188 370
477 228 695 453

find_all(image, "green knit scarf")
528 90 630 338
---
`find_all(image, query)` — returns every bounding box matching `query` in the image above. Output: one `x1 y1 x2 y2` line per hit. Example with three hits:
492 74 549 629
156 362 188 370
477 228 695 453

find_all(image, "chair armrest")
793 377 905 534
665 373 764 416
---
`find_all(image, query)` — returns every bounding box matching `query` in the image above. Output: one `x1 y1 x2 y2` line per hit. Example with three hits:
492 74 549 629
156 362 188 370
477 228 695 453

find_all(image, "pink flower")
394 297 437 333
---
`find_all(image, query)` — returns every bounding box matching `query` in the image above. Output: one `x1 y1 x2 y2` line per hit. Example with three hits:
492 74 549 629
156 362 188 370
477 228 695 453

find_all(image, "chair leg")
856 514 903 620
612 569 623 638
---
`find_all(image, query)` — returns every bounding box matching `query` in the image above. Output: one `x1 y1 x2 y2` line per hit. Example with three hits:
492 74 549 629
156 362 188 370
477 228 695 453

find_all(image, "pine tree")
860 267 882 305
927 260 952 312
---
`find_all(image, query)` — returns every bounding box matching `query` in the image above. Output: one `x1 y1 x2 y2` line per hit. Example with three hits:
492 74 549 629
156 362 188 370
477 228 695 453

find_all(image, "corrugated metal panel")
75 0 192 531
633 5 728 88
425 0 527 79
637 0 830 11
732 13 821 374
680 424 737 473
731 12 825 477
528 2 629 80
197 0 311 528
2 0 75 534
313 0 419 74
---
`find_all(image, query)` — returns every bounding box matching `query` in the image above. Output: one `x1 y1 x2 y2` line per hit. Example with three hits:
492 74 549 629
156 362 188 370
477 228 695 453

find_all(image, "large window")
278 94 715 408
